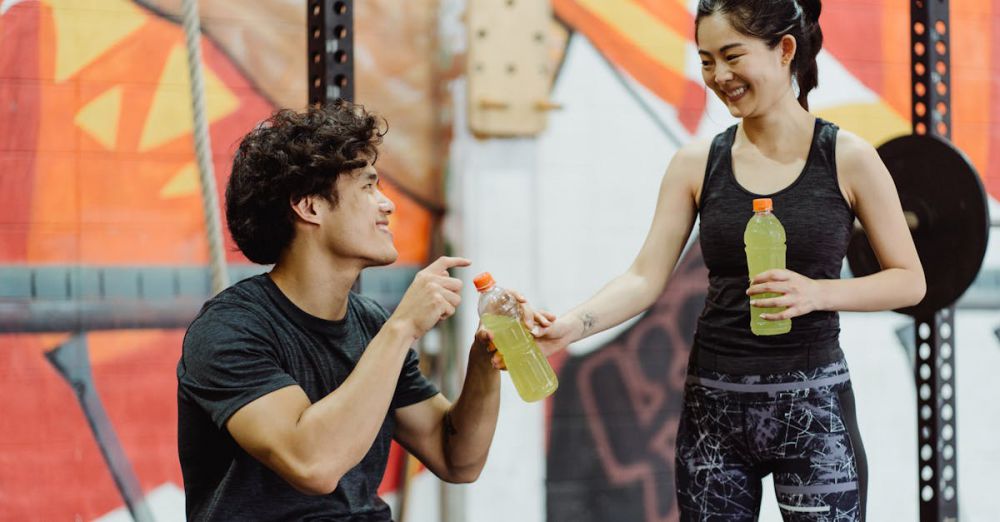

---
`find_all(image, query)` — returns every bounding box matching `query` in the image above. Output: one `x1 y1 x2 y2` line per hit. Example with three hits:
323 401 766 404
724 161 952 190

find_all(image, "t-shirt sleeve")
391 347 441 410
359 296 440 410
178 302 298 429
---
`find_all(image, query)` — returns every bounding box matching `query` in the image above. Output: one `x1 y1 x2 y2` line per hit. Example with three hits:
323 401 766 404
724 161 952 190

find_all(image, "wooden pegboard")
466 0 558 137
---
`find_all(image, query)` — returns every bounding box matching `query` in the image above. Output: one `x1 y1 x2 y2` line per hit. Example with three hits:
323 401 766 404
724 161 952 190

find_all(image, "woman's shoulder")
670 137 714 173
833 127 894 207
833 127 881 166
664 138 716 206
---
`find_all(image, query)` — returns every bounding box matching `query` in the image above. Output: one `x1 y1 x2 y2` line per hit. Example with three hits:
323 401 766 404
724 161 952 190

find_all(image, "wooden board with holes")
467 0 556 137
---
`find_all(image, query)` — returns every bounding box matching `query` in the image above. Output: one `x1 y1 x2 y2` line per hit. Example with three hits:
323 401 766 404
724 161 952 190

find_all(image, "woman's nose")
714 65 733 84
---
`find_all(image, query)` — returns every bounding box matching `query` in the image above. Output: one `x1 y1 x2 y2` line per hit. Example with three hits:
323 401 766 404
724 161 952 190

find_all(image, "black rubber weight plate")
847 134 989 318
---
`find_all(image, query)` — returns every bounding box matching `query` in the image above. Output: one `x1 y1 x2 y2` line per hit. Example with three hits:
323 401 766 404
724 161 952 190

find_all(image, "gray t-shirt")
177 274 438 521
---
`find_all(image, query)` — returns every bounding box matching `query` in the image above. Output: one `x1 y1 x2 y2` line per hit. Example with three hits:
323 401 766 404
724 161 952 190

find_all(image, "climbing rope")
181 0 229 294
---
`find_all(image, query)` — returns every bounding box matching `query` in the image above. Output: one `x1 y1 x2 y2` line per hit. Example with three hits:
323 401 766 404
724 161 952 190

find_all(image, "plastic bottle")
474 272 558 402
744 198 792 335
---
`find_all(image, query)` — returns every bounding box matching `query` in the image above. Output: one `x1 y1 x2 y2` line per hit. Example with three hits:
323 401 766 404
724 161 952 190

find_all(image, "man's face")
320 159 399 267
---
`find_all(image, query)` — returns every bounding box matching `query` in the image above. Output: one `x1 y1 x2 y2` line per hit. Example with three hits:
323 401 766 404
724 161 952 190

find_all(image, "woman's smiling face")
696 12 795 119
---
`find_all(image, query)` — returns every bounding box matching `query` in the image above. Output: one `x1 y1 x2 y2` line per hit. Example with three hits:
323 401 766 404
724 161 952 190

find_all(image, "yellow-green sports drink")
480 313 558 402
744 198 792 336
474 272 558 402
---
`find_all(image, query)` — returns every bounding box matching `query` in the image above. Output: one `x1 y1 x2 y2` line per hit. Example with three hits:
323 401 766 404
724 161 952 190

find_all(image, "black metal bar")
46 335 154 522
913 311 959 522
307 0 355 106
0 299 205 333
0 264 416 333
911 2 958 518
911 0 951 140
307 0 357 292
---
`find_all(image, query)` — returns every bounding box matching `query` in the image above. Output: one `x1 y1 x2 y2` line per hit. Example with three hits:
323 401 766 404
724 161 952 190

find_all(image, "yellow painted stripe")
75 85 123 150
140 44 240 151
45 0 148 82
816 101 910 146
159 162 198 199
576 0 688 72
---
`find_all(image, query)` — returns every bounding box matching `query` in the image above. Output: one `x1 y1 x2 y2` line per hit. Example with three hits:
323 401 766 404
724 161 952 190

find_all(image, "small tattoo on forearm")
579 312 596 337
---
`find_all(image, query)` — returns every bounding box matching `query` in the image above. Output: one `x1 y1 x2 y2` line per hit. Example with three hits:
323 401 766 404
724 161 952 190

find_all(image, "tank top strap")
698 124 738 210
802 118 840 184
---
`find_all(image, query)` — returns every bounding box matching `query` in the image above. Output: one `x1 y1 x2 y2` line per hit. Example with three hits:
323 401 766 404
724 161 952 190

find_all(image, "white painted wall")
449 125 549 522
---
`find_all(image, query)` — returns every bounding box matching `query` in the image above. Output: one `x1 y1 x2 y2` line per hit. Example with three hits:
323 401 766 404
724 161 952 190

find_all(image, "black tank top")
693 118 855 373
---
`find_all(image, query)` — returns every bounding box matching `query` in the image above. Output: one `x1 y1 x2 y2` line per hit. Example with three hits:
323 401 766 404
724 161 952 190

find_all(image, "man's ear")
290 194 323 225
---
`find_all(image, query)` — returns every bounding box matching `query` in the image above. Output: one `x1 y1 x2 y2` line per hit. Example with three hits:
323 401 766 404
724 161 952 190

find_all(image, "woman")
508 0 925 519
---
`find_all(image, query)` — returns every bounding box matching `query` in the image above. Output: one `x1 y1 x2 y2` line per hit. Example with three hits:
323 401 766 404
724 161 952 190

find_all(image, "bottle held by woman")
745 197 792 335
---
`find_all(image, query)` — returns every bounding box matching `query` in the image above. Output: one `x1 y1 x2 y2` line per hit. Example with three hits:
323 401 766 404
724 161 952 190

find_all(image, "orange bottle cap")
753 198 773 212
473 272 495 292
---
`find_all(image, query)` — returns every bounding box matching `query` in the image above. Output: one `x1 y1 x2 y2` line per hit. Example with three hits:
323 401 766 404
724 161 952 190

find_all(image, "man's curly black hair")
225 100 387 265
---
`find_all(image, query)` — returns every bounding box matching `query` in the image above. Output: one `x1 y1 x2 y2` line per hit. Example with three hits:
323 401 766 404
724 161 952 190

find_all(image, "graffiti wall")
2 0 999 521
551 0 999 193
0 0 443 519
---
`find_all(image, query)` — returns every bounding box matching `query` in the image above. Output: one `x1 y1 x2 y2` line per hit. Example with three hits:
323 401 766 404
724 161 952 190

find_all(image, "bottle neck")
755 209 772 216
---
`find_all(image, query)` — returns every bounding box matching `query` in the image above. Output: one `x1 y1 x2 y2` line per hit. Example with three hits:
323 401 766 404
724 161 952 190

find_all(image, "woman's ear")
780 34 798 66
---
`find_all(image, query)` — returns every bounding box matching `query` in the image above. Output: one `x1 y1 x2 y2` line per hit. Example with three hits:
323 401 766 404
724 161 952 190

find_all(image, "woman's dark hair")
696 0 823 109
225 100 387 264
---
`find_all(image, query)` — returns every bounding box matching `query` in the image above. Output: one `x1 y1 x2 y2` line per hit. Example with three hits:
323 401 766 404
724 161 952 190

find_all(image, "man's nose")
378 191 395 214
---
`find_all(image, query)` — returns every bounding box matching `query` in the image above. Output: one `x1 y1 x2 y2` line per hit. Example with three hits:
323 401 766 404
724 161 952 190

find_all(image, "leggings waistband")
686 358 852 402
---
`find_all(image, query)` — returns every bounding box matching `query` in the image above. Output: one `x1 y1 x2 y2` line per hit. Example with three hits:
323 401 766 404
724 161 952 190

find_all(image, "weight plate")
846 134 989 317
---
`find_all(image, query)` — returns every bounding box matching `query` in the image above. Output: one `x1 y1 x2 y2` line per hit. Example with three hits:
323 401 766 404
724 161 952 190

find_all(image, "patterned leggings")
675 359 867 521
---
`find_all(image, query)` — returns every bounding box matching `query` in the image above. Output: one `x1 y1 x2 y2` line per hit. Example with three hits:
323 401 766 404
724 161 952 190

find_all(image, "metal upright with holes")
307 0 355 106
308 0 358 294
910 0 958 519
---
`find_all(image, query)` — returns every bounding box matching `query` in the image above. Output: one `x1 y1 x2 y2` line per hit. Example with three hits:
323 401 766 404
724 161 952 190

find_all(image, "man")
177 101 534 520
